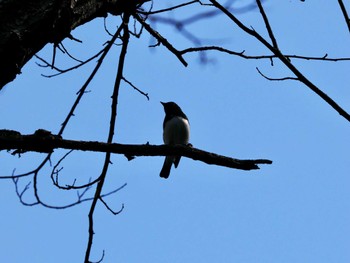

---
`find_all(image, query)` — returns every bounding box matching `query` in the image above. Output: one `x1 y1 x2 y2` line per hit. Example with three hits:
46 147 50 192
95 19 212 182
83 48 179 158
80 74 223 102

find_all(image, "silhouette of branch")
138 0 200 15
35 48 105 78
256 0 278 50
58 42 83 63
0 129 272 171
0 23 126 211
99 197 125 215
180 46 350 62
133 13 188 66
59 26 124 137
256 67 298 81
338 0 350 33
84 12 131 263
210 0 350 123
50 150 101 190
11 171 127 209
122 76 149 100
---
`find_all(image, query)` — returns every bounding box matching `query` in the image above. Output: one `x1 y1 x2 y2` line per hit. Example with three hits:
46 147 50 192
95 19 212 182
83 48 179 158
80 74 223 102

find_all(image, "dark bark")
0 0 129 89
0 129 272 171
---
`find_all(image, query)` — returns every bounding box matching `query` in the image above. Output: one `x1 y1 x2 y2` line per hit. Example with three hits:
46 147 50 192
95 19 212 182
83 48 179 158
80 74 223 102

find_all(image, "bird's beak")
160 101 165 106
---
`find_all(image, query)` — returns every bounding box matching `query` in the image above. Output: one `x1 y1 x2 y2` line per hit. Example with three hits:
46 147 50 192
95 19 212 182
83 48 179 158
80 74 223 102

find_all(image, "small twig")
122 76 149 100
138 0 199 15
35 55 64 72
99 197 125 215
256 67 298 81
92 250 105 263
51 44 57 69
103 17 115 37
67 34 83 43
51 151 102 190
58 42 83 63
35 48 105 78
12 177 36 206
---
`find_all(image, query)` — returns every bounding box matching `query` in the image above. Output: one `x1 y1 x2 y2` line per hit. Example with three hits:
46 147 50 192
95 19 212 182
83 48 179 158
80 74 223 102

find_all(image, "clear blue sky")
0 1 349 262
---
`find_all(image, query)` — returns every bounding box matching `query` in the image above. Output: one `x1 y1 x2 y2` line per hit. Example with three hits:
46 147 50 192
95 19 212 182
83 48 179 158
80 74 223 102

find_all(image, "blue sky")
0 1 350 262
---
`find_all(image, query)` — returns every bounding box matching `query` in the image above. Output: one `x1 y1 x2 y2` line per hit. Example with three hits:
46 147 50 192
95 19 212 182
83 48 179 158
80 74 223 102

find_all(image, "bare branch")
122 76 149 100
139 0 200 15
209 0 350 123
38 45 103 78
99 197 125 215
256 67 298 81
133 13 188 66
58 42 83 63
256 0 278 50
85 12 131 263
338 0 350 33
0 130 272 171
181 46 350 62
59 24 124 136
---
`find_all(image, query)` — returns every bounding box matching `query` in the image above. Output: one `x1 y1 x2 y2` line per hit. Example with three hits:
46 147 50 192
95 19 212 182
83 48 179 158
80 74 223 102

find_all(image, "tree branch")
84 11 131 263
181 46 350 62
133 13 188 66
210 0 350 123
0 129 272 171
256 0 279 50
338 0 350 33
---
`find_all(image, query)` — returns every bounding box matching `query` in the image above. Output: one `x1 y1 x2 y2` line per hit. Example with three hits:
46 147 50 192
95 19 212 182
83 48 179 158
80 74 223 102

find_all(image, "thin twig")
35 55 64 72
99 197 125 215
39 48 104 78
122 76 149 100
256 67 298 81
58 42 83 63
139 0 199 15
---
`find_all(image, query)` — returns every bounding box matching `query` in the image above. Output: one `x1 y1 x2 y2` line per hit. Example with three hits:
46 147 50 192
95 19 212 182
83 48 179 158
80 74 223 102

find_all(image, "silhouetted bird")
160 101 190 178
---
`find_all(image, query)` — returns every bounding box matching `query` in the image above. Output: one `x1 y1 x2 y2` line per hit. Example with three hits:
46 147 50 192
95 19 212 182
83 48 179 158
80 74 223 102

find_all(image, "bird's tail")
160 156 174 179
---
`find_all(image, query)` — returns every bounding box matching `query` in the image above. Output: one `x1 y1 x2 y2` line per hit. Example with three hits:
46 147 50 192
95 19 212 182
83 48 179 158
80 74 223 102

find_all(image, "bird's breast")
163 116 190 145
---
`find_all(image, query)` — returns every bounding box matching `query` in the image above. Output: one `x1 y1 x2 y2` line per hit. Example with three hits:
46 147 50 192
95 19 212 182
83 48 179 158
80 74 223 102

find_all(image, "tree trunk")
0 0 125 89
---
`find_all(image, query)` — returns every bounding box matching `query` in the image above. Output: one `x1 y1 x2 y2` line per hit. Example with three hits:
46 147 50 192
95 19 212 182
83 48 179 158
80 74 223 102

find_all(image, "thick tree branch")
0 129 272 171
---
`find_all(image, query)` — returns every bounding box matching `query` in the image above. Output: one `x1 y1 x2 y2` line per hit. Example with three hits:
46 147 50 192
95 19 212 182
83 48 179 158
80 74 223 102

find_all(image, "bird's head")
160 101 183 115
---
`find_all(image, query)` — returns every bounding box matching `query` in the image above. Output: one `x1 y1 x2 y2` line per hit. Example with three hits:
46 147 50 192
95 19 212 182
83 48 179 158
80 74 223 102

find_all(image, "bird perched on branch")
160 101 190 178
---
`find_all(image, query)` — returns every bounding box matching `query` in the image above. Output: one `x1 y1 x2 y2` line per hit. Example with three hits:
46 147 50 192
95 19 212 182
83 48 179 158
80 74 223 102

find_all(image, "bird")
160 101 190 179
